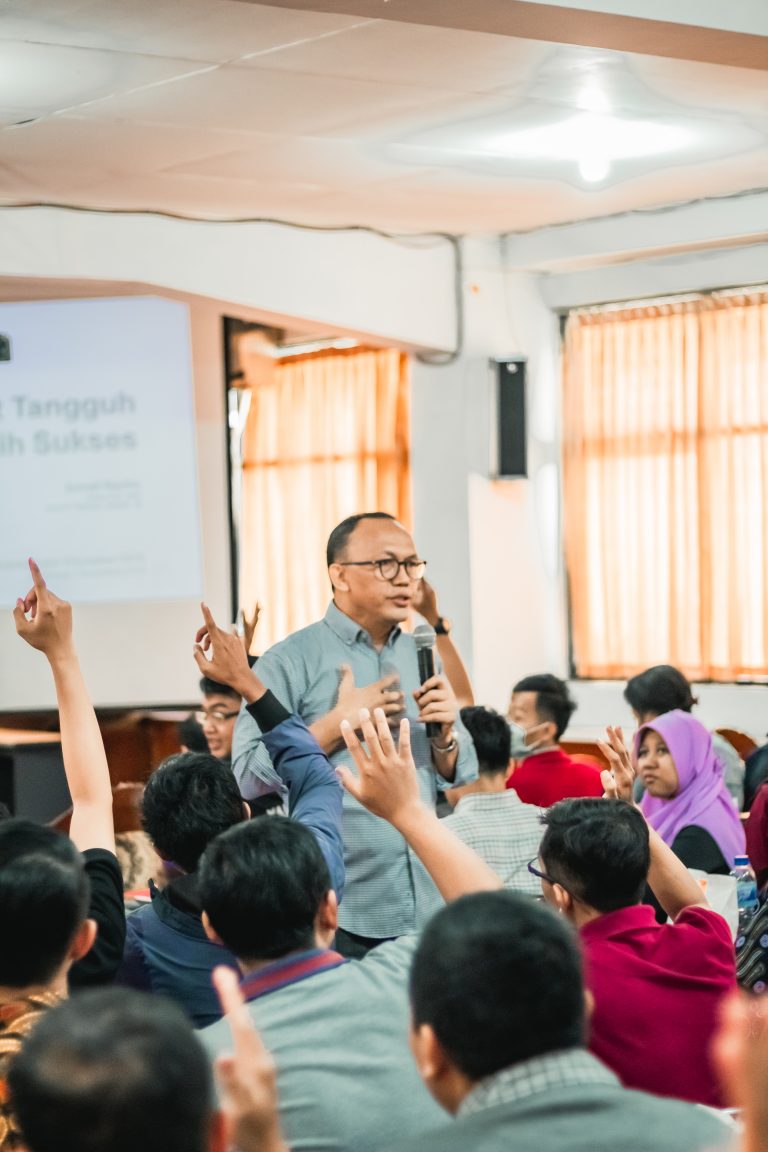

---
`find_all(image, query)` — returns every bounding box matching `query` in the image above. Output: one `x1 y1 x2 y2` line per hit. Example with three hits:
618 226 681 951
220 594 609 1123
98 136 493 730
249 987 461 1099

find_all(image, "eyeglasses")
527 859 560 886
195 709 240 725
337 557 427 582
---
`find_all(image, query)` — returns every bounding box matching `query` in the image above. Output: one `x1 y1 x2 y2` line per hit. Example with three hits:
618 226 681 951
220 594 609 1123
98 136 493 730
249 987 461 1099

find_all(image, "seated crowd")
1 514 766 1152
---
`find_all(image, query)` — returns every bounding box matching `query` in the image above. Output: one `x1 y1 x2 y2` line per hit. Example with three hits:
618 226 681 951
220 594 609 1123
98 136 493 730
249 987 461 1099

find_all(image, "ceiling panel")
0 1 372 64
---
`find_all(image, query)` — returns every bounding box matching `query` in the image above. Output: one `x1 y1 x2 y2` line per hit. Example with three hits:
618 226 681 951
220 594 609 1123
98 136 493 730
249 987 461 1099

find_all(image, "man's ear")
242 801 251 820
202 910 225 947
69 918 98 964
328 564 349 593
551 883 574 918
409 1021 447 1086
315 889 338 947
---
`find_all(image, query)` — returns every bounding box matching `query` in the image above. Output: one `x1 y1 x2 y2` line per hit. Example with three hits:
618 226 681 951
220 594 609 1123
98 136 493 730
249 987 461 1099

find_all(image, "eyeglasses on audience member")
195 708 240 725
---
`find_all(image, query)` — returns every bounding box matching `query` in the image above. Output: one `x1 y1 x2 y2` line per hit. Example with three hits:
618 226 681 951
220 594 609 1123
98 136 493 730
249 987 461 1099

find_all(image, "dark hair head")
410 892 584 1079
512 674 576 739
8 988 212 1152
539 798 650 912
141 753 245 872
198 818 331 963
623 665 697 720
326 512 395 566
0 820 89 987
198 676 240 701
459 706 511 775
176 715 208 753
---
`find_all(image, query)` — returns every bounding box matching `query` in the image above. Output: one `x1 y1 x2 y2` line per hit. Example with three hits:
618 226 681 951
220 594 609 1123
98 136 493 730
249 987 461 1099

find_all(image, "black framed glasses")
338 558 427 582
195 709 240 725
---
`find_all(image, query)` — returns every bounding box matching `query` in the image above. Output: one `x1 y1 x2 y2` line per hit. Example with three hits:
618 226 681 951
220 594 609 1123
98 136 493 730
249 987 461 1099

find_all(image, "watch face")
437 617 452 634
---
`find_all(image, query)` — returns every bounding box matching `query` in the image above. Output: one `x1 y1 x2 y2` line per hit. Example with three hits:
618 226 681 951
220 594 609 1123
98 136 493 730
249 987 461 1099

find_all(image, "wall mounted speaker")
495 358 527 478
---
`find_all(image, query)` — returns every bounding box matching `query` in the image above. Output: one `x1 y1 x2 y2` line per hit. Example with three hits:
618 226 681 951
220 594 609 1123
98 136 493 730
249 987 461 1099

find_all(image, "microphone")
413 624 441 739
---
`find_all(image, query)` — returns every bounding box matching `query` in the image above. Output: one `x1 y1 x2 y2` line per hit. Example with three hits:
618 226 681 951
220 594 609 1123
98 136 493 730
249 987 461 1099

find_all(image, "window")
563 289 768 681
237 345 411 651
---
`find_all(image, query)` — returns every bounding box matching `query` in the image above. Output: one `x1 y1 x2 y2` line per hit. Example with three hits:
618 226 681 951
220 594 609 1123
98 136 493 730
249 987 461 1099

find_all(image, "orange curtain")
238 346 411 651
563 290 768 681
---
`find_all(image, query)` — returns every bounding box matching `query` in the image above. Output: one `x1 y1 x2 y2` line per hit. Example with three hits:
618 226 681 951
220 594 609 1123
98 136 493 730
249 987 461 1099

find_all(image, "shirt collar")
323 600 401 648
240 948 348 1002
579 902 659 941
459 1049 618 1117
456 791 526 811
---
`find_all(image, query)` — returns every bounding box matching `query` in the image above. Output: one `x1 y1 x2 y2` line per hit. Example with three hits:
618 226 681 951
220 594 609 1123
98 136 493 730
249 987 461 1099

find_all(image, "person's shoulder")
264 619 326 659
673 903 734 945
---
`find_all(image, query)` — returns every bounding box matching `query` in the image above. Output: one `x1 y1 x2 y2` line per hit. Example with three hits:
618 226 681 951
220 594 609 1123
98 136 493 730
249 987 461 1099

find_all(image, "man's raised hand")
13 558 74 661
213 966 287 1152
336 707 422 827
194 603 255 693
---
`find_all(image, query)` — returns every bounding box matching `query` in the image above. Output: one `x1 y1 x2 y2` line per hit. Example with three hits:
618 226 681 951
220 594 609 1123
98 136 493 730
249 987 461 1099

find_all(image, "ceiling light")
492 114 695 163
579 154 610 183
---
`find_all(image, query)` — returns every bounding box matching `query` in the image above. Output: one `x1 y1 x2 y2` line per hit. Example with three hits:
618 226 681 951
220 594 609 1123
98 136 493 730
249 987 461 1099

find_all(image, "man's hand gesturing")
336 708 423 829
194 603 265 703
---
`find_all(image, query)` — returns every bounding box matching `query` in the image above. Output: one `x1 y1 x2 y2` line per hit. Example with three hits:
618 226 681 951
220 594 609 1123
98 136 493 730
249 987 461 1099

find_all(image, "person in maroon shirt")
505 674 602 807
532 729 736 1108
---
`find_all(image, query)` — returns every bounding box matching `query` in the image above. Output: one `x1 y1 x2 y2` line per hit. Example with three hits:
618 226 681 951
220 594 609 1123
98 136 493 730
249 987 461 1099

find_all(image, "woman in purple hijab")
635 709 745 875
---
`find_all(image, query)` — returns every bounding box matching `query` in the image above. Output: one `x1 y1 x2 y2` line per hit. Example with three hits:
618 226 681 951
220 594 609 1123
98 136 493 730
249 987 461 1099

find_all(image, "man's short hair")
512 673 576 739
198 676 240 701
539 798 650 912
176 715 208 754
624 665 697 718
198 818 331 963
8 988 212 1152
141 753 245 873
459 706 511 775
0 820 90 987
410 892 584 1080
326 512 396 566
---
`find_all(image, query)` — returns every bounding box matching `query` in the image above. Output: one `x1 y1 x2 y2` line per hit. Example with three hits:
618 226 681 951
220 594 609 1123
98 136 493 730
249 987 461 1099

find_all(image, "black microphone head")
413 623 436 650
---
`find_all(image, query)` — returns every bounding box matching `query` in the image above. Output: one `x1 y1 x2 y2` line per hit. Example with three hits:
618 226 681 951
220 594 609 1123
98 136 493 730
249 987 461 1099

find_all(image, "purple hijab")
636 709 745 865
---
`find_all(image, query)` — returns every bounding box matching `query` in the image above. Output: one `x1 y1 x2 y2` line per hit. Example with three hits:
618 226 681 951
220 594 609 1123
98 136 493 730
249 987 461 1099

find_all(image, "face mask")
509 721 546 760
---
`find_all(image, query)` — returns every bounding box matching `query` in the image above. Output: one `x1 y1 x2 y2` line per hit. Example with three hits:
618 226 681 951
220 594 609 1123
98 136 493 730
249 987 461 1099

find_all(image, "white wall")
411 234 768 738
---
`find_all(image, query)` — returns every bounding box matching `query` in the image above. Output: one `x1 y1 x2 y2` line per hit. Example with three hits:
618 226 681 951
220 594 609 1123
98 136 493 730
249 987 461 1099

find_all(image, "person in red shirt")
532 729 736 1108
505 674 602 806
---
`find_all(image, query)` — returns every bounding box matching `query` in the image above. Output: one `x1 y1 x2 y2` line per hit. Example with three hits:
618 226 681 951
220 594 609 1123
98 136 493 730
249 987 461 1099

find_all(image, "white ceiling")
0 0 766 235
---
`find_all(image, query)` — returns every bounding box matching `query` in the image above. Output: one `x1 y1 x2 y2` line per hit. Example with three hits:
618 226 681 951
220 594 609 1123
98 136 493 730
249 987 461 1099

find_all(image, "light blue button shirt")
232 601 478 937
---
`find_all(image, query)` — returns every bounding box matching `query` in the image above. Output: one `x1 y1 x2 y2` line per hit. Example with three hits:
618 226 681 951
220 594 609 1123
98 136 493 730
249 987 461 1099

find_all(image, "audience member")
634 709 745 874
231 512 478 955
746 780 768 891
1 561 125 1149
7 976 286 1152
197 676 241 764
398 890 732 1152
537 731 735 1105
506 673 602 805
200 705 499 1152
744 741 768 812
117 605 344 1027
442 706 542 893
178 713 208 753
624 664 744 806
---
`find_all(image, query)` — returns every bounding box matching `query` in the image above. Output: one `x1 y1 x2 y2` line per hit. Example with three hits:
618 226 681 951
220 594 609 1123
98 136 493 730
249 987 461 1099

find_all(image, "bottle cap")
734 855 750 867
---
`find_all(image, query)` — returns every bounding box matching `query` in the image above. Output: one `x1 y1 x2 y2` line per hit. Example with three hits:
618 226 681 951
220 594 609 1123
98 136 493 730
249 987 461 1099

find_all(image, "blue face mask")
509 721 546 760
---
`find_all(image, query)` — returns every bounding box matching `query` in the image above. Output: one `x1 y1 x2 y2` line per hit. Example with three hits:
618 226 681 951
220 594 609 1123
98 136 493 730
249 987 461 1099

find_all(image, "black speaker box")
495 358 527 477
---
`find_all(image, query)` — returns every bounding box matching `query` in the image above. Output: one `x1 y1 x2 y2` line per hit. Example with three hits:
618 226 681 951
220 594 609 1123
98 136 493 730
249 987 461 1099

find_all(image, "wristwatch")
434 616 452 635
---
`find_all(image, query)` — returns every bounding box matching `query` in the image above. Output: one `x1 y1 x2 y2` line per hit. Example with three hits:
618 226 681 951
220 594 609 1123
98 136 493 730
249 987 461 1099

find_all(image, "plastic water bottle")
732 855 759 936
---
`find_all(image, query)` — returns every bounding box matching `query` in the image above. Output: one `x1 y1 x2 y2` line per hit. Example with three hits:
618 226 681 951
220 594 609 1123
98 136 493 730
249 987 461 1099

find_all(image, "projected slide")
0 296 202 605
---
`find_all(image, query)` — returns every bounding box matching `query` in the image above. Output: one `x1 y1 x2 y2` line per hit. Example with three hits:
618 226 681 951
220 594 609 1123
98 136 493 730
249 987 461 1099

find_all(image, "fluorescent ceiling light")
491 114 695 162
270 337 359 359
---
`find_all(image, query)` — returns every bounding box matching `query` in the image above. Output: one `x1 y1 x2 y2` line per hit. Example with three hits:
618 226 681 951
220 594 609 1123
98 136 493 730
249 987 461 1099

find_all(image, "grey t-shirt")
200 936 444 1152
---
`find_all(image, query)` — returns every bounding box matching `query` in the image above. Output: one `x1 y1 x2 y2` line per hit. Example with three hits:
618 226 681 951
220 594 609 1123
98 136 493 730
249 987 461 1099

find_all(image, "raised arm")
195 605 344 898
599 725 707 919
13 559 114 855
412 579 475 709
337 708 501 903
